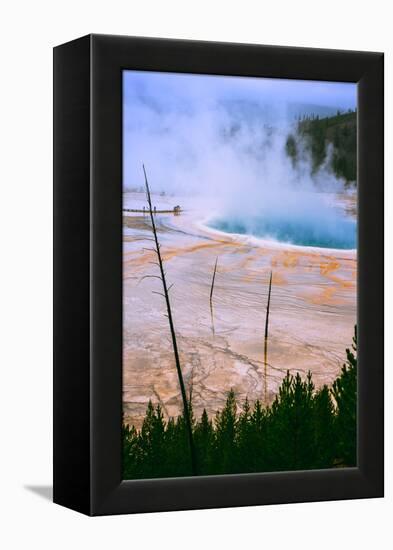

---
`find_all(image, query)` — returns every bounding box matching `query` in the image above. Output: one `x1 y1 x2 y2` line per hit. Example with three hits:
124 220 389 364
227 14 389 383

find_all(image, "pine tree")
235 397 252 472
285 134 298 165
249 399 269 471
269 371 315 470
269 372 295 470
122 424 139 479
214 390 237 474
194 409 214 474
292 371 315 469
138 401 166 478
163 417 180 477
331 326 357 466
313 385 336 468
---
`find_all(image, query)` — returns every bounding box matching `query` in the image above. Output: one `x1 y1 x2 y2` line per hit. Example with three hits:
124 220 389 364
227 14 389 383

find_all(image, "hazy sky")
123 70 357 116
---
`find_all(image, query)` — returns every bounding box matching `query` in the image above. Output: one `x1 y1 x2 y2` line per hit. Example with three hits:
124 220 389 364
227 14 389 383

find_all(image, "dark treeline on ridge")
123 328 357 479
286 110 357 184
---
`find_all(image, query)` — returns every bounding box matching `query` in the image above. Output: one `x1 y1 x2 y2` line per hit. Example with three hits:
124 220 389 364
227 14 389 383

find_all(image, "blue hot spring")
208 208 356 250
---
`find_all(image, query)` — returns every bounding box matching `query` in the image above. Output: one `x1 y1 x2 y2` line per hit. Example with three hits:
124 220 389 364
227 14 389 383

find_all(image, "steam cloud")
123 71 356 249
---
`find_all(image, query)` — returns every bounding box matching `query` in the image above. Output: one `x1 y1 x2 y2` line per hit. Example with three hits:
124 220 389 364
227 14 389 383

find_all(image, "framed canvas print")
53 34 384 515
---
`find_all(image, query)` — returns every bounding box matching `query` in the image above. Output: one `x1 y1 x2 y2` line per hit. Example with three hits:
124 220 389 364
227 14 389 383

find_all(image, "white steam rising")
123 71 356 248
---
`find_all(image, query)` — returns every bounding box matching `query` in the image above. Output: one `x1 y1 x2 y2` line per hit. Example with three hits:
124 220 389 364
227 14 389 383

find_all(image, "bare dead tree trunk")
210 257 218 304
209 301 215 337
264 271 273 403
142 165 198 475
209 257 218 336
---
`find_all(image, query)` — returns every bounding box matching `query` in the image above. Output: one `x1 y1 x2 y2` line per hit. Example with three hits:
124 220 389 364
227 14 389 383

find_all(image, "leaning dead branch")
142 164 198 475
264 271 273 403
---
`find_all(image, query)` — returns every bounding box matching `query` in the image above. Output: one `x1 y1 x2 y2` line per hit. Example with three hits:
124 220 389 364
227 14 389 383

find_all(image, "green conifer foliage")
331 326 357 466
194 409 214 474
122 328 358 479
313 385 336 468
213 390 237 474
293 111 357 183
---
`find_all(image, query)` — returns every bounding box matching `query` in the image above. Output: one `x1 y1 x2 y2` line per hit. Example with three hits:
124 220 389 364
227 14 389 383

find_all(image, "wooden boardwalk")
123 207 181 214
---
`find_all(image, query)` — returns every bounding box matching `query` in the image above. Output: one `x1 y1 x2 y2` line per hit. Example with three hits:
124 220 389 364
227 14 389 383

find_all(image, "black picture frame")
53 34 384 516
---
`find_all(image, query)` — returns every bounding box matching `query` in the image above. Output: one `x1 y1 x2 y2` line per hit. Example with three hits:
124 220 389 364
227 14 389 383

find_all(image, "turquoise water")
209 213 356 249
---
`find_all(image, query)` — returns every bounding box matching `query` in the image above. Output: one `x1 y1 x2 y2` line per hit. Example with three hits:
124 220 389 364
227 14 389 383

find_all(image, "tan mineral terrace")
123 192 357 429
